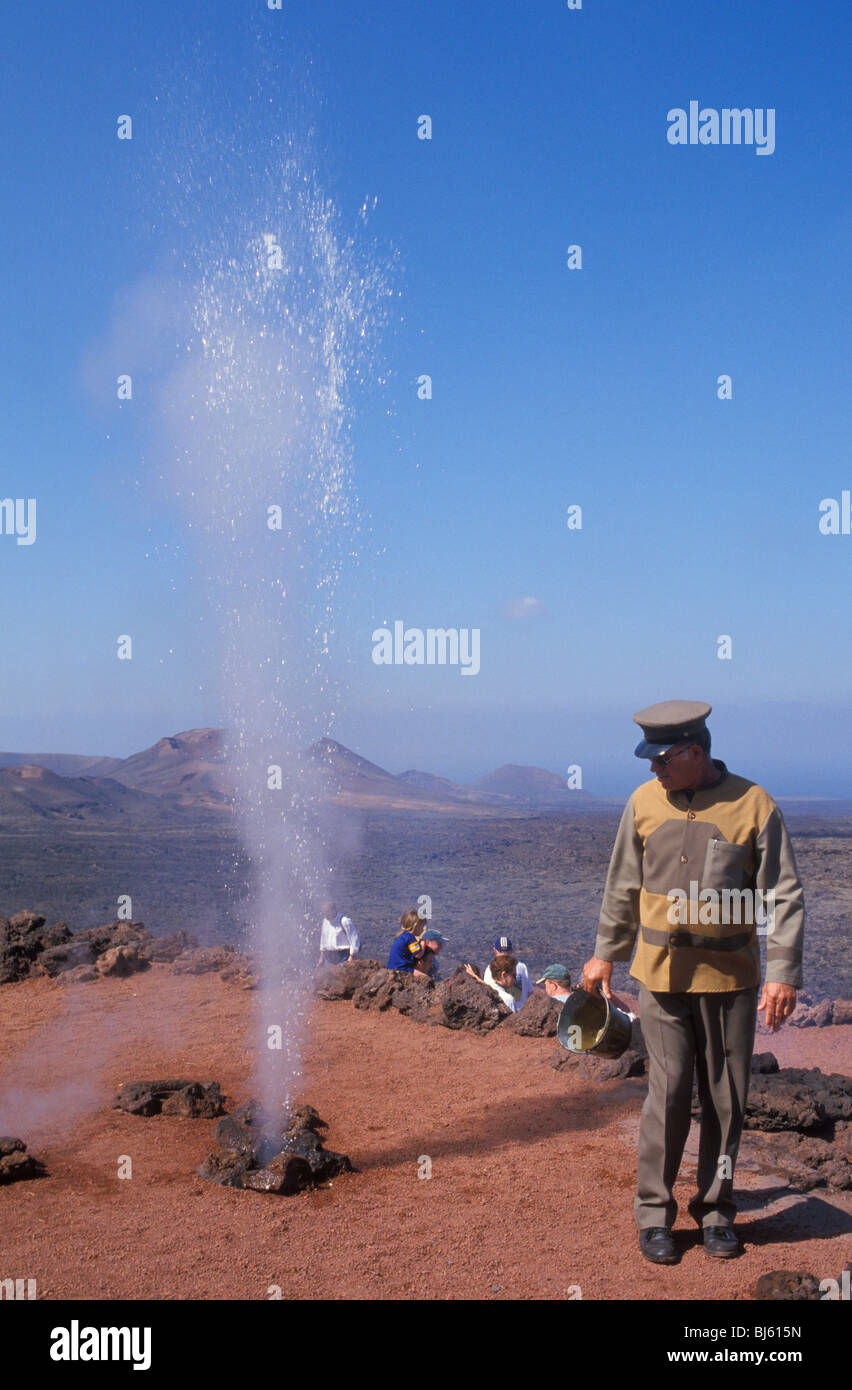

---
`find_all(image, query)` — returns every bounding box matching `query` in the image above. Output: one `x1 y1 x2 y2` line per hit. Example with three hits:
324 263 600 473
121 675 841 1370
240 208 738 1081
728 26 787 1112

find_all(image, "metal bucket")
556 988 632 1059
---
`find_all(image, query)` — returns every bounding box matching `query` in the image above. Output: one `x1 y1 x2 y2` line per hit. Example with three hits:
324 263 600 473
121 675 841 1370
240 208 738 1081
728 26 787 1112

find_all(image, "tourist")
317 901 359 966
492 934 532 997
414 926 449 980
535 963 573 1004
465 952 533 1013
386 909 427 973
393 908 426 940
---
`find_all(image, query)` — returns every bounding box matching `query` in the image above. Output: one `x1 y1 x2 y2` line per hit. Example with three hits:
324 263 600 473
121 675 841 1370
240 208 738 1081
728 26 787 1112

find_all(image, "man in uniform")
580 700 804 1264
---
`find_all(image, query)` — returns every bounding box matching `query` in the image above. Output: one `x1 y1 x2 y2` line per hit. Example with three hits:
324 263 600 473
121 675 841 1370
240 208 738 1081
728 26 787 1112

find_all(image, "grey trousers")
635 983 758 1230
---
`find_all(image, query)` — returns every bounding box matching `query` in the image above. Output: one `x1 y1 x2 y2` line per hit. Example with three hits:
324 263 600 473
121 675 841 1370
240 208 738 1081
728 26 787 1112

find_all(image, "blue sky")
1 1 850 795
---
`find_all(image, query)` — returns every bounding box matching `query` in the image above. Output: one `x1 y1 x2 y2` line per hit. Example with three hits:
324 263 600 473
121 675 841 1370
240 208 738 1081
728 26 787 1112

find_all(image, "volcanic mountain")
0 765 180 826
0 750 122 779
306 739 505 810
394 769 513 807
308 738 403 795
106 729 229 805
0 729 607 820
469 763 593 806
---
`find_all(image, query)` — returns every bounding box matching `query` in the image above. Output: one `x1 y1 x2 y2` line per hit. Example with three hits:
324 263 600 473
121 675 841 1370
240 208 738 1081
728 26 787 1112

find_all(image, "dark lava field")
0 807 849 998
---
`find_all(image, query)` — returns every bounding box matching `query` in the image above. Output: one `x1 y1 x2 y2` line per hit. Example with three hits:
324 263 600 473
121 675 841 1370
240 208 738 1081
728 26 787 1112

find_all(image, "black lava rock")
0 1136 44 1184
199 1100 352 1195
114 1080 223 1118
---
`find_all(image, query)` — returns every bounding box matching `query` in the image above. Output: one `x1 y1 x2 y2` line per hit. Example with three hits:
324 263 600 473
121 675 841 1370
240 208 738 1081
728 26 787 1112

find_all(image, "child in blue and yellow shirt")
386 909 426 972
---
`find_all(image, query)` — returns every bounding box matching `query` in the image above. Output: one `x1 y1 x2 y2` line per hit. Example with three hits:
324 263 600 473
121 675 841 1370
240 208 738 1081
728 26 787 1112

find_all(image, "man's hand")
580 956 613 998
757 982 797 1032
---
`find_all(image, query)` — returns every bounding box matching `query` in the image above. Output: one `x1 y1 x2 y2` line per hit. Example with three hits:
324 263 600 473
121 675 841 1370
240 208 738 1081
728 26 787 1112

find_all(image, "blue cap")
493 936 513 952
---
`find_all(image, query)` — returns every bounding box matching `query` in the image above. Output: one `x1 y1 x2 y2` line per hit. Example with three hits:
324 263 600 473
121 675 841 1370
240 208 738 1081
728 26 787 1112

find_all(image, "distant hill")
307 739 499 811
0 731 228 804
0 765 185 827
396 769 513 807
108 729 230 806
308 738 402 795
0 751 122 779
0 730 231 828
469 763 593 806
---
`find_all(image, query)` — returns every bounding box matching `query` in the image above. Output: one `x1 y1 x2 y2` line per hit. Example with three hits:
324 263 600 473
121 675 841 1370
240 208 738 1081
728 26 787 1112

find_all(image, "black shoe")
639 1227 678 1265
703 1225 740 1258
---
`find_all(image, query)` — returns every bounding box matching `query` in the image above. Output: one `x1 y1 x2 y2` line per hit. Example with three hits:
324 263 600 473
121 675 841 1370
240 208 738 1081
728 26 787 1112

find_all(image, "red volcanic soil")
0 969 849 1301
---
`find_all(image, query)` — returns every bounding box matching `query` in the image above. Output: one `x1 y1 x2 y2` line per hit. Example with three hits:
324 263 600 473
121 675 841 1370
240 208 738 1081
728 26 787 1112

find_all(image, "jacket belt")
641 925 754 952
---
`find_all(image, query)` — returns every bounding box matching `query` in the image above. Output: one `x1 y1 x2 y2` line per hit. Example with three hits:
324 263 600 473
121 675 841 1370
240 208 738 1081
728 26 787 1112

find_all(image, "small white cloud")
503 596 545 620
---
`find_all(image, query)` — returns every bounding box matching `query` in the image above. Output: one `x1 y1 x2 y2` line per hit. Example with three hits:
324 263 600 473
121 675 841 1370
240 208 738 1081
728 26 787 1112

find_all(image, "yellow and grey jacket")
594 762 804 992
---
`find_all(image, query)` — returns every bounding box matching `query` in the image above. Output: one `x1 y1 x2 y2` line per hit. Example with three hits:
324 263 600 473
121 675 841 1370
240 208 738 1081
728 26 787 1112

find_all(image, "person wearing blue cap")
580 700 804 1267
415 926 448 980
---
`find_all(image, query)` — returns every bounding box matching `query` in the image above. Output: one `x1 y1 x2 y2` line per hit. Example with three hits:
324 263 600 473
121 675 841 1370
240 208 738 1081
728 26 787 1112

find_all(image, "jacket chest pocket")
701 837 747 892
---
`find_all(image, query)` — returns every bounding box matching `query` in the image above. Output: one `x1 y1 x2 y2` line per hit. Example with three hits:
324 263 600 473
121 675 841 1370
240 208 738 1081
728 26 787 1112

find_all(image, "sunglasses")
651 744 695 768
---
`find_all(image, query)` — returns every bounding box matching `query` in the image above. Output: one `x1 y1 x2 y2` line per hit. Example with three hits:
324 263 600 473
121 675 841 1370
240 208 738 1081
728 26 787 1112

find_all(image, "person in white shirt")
492 935 531 998
318 900 359 966
464 952 533 1014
